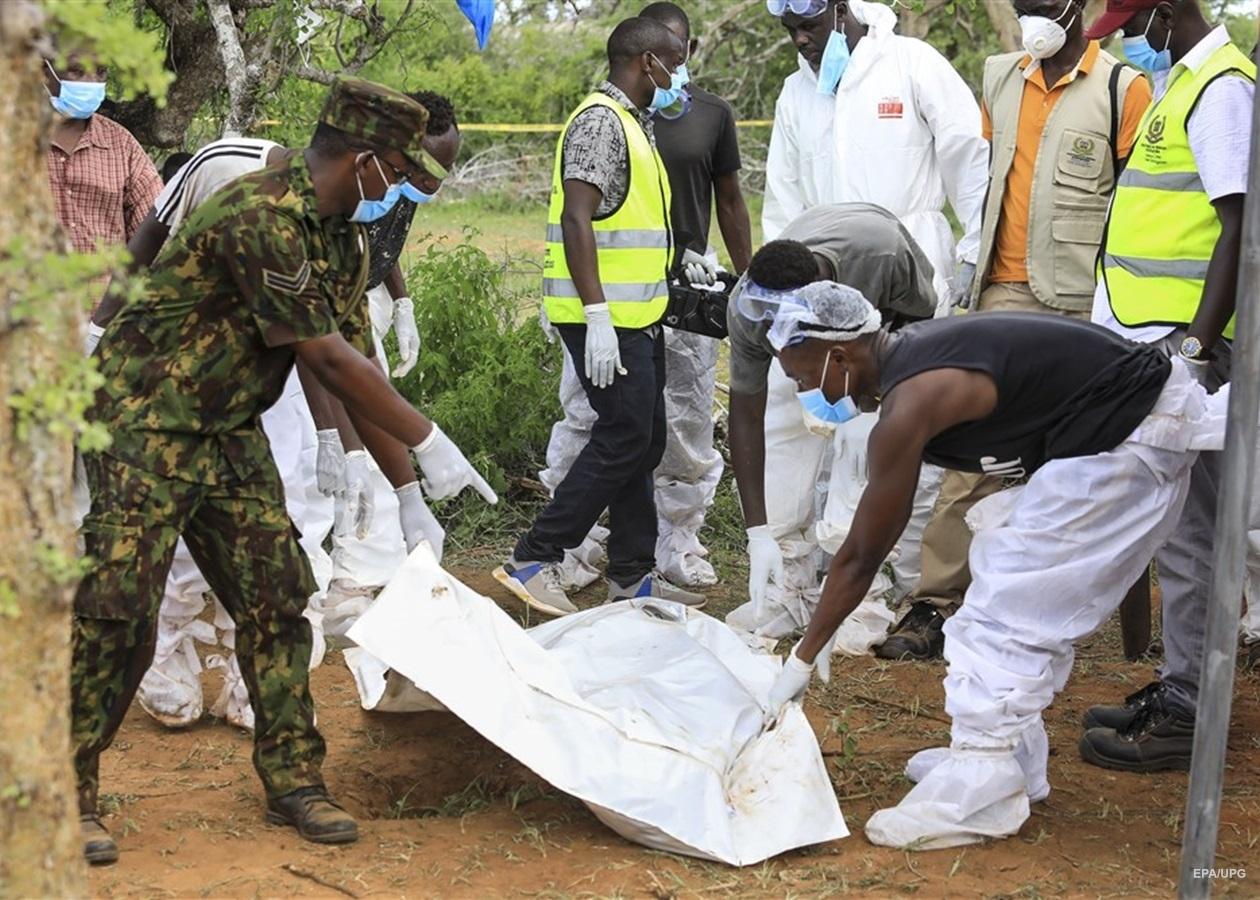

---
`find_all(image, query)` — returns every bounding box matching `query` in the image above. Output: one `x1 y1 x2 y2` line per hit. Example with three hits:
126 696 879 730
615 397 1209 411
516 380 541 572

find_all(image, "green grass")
399 190 762 585
404 189 768 298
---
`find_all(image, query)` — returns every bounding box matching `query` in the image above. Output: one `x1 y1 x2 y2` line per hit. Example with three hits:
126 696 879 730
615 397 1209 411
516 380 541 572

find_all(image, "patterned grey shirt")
561 81 655 217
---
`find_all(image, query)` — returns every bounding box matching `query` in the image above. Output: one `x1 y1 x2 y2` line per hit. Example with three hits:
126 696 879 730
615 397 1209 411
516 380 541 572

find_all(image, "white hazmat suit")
762 0 987 313
867 361 1227 848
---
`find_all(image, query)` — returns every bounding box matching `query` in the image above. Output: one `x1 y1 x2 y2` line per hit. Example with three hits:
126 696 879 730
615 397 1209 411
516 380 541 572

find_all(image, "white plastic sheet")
347 546 848 865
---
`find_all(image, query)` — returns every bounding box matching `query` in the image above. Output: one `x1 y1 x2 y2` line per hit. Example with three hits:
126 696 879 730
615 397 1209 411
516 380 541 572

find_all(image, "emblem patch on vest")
1141 114 1169 166
877 97 904 119
1065 135 1099 170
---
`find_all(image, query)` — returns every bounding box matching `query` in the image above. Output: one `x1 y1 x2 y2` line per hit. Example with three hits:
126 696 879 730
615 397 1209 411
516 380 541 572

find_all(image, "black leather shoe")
1078 695 1194 772
81 814 119 865
1081 680 1166 731
266 787 358 844
874 601 949 661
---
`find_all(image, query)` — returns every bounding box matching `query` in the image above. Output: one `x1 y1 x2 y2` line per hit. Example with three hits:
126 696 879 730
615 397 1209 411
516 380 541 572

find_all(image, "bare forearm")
346 407 418 487
561 214 604 307
729 390 768 527
94 212 170 326
297 341 433 447
715 180 753 274
384 262 407 300
1189 202 1244 352
328 397 364 451
797 550 884 662
296 358 339 431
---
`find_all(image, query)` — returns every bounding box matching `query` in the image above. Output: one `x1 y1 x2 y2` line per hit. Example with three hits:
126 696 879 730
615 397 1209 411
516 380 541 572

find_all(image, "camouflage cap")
319 76 431 171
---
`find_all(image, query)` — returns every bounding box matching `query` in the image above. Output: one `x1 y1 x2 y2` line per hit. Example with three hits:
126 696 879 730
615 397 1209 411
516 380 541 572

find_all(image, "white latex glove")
764 642 815 728
85 322 105 357
950 261 977 309
747 525 785 613
396 481 445 560
411 424 499 504
582 303 622 389
391 297 420 378
333 450 374 540
315 429 347 496
682 248 718 286
539 305 559 344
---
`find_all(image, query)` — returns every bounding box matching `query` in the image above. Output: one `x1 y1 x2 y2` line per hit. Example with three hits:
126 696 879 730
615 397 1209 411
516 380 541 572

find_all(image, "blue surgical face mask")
796 353 859 435
349 156 401 223
816 9 851 96
1123 13 1172 73
648 53 690 112
46 61 105 119
399 179 439 204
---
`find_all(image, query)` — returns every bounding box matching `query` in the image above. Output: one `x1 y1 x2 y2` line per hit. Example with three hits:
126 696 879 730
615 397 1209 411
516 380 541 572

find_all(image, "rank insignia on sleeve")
262 260 312 295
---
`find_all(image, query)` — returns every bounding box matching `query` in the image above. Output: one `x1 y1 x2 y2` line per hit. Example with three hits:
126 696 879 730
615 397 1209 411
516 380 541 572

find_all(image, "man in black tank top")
756 281 1225 850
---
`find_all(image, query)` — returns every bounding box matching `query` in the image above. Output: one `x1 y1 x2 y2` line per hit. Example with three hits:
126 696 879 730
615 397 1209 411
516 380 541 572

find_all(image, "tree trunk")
984 0 1022 53
0 1 88 896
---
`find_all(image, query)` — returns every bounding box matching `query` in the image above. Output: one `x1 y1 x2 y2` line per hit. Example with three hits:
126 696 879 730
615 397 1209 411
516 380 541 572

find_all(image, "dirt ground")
87 569 1260 899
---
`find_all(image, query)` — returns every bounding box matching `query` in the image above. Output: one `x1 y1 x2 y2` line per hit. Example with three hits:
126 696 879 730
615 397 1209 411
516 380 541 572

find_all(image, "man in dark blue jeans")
494 17 704 616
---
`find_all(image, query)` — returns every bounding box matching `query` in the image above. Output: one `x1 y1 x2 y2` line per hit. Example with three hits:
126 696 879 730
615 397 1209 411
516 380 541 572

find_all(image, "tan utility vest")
975 49 1144 311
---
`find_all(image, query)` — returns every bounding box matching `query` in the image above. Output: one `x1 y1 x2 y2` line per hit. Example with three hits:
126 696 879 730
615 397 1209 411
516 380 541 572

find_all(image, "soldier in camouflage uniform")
74 77 492 864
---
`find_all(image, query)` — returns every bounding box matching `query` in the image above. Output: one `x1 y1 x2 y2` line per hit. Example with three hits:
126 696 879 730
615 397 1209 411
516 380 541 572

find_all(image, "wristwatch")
1179 336 1208 363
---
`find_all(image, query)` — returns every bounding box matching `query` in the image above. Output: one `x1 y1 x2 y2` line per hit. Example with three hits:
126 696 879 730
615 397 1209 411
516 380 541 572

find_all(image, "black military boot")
266 787 359 844
1081 680 1166 731
1078 693 1195 772
874 601 950 661
81 814 119 865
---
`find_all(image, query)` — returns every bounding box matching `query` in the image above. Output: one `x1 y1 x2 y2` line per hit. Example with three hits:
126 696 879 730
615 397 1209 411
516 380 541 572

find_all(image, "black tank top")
878 313 1171 476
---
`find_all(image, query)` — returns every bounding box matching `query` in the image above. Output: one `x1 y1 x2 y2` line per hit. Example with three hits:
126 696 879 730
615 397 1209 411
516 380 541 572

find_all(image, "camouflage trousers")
72 452 323 815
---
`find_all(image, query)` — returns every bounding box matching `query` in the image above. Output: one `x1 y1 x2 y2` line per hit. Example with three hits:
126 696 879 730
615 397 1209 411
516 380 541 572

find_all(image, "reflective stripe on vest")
542 93 672 329
1103 42 1255 340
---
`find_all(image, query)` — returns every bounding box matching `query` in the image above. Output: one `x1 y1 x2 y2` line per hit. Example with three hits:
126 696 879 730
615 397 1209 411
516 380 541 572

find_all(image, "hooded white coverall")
762 1 987 314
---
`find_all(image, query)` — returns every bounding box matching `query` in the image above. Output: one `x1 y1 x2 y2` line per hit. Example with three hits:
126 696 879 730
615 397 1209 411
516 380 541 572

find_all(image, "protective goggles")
766 0 829 17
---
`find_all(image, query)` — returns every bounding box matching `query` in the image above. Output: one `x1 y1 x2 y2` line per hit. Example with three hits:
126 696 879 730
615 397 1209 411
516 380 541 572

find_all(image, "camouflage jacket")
91 152 373 485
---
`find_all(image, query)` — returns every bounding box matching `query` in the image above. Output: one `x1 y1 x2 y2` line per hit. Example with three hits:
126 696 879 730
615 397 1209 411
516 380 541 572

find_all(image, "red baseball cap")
1083 0 1161 39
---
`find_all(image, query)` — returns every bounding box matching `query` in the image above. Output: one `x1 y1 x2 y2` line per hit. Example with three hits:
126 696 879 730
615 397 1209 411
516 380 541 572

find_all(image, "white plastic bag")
346 545 848 865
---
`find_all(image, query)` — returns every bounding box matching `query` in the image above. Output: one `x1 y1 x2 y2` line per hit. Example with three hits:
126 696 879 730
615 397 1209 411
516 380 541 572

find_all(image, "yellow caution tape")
252 120 773 132
458 120 774 132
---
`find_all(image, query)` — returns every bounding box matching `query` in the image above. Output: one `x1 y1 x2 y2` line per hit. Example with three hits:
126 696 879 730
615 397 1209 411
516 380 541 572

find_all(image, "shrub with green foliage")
389 231 560 496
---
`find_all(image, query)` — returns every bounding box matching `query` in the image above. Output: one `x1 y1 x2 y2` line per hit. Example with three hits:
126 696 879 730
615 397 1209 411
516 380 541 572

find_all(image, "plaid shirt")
46 113 162 255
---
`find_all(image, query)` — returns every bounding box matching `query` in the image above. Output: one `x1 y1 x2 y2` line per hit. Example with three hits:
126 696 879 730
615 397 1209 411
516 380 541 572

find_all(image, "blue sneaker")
493 557 578 617
607 571 705 608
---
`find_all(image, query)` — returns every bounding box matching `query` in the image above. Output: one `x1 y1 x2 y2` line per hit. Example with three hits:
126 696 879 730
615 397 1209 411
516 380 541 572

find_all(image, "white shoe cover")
905 747 951 784
905 736 1048 802
557 532 607 592
137 618 216 728
207 652 255 732
865 747 1029 850
316 578 379 639
136 633 210 728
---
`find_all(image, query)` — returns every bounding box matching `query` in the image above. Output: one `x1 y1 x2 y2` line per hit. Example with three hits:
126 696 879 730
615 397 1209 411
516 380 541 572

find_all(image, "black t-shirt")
364 197 419 289
653 85 742 257
878 313 1171 477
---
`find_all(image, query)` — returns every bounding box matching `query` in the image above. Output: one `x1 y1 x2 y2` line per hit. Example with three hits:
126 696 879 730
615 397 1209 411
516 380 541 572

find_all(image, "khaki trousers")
915 282 1091 609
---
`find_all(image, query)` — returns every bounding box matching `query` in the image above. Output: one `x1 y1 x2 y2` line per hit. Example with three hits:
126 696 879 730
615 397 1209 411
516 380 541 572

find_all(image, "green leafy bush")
390 231 560 496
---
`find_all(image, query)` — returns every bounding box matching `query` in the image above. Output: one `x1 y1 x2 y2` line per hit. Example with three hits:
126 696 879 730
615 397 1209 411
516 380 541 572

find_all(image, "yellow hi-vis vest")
542 93 672 328
1102 41 1255 340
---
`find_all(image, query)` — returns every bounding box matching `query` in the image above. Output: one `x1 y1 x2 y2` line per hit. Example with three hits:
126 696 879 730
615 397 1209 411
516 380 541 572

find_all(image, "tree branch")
206 0 251 137
294 63 337 85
